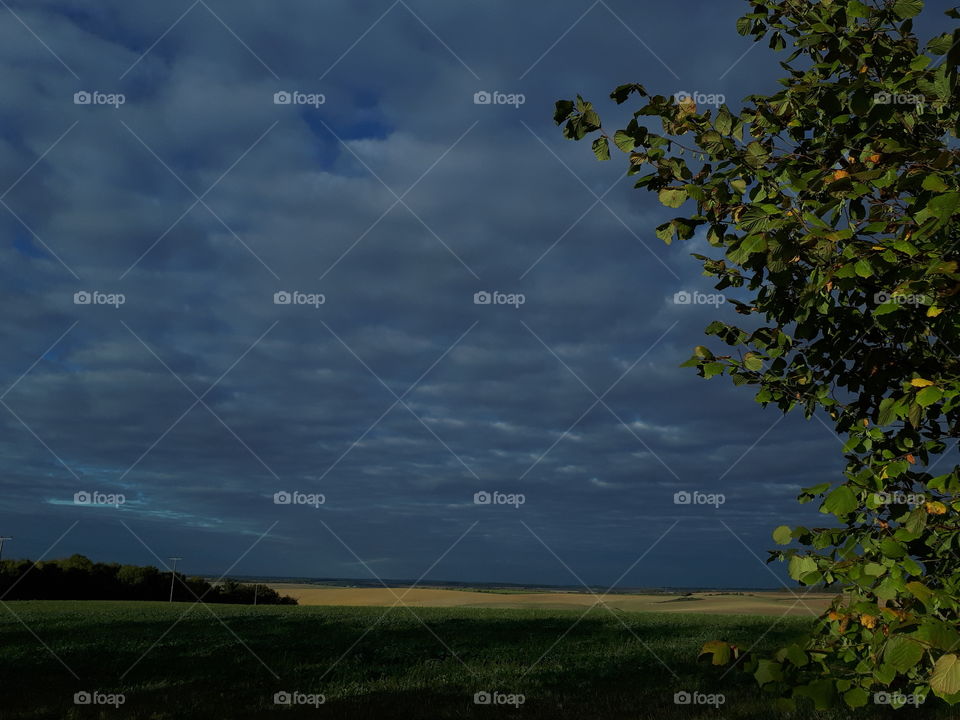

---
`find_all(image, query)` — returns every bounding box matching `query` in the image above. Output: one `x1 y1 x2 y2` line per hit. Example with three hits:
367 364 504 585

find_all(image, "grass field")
0 600 949 719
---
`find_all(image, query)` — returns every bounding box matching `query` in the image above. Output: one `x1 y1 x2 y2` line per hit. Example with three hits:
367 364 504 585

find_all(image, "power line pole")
0 537 11 564
253 583 258 606
167 557 182 602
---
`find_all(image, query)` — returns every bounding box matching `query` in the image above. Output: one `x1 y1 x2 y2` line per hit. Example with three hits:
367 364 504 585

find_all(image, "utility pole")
168 557 182 602
0 537 11 564
253 584 258 606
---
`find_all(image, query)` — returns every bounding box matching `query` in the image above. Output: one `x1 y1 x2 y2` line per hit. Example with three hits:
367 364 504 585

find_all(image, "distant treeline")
0 554 297 605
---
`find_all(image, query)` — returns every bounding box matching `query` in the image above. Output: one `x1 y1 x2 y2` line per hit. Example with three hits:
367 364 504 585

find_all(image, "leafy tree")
0 555 297 604
556 0 960 709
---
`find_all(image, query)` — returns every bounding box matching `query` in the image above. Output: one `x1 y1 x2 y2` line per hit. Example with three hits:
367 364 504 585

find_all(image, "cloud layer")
2 0 947 587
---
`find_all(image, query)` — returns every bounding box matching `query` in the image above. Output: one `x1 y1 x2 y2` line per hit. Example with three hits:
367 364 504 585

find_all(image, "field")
268 584 836 616
0 600 949 719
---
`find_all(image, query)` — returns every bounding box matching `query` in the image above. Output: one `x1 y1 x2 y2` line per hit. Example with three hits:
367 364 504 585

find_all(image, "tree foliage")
556 0 960 709
0 554 296 605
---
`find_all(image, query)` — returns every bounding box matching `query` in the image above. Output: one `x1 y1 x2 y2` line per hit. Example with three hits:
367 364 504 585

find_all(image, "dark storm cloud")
1 0 950 587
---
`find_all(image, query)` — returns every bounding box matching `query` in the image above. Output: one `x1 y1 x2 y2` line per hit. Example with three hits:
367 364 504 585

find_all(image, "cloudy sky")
0 0 951 588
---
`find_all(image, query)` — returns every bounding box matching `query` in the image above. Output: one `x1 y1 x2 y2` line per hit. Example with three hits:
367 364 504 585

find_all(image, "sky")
0 0 953 589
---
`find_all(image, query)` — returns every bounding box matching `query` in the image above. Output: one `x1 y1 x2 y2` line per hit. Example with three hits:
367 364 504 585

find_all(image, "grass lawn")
0 601 948 718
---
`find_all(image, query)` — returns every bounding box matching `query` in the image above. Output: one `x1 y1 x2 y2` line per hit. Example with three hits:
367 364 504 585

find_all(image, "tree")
0 555 297 604
555 0 960 709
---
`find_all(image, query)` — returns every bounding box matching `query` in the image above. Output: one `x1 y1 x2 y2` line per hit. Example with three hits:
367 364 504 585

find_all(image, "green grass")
0 601 947 718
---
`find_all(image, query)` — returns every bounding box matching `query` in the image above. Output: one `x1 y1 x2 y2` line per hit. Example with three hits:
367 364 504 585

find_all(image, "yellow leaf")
928 307 945 317
911 378 935 387
925 501 947 515
860 614 877 629
678 96 697 115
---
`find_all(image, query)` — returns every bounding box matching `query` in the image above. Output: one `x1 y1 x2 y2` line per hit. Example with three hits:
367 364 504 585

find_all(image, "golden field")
268 584 834 616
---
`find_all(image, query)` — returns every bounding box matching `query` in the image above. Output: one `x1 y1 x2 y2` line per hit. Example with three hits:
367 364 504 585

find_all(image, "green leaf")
553 100 575 125
592 136 610 161
612 130 635 153
928 192 960 223
907 581 933 603
923 175 949 192
931 654 960 697
917 386 943 407
745 141 769 169
788 555 817 580
848 0 872 17
716 107 733 135
773 525 792 545
843 687 869 709
821 485 857 517
877 397 898 425
754 659 782 685
702 362 725 379
892 0 923 19
744 352 764 371
880 537 906 558
655 221 674 245
699 640 732 665
780 644 808 667
854 259 873 278
915 620 960 650
928 32 954 55
609 83 647 104
658 188 687 208
884 636 925 672
740 234 768 255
